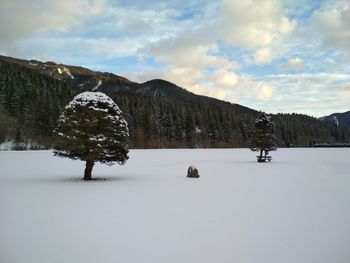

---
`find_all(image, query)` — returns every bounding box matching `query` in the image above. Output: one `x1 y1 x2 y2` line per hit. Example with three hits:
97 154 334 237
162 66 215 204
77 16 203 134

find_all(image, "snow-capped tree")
249 113 277 162
53 92 129 180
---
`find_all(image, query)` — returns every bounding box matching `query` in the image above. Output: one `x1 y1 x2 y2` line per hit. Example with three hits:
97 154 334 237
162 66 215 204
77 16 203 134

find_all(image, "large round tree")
53 92 129 180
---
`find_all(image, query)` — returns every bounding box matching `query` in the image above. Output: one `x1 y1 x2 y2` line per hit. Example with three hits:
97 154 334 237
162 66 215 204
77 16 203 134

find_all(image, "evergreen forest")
1 55 349 149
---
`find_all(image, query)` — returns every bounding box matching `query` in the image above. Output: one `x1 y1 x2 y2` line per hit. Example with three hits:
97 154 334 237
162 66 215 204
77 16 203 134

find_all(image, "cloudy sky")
1 0 350 117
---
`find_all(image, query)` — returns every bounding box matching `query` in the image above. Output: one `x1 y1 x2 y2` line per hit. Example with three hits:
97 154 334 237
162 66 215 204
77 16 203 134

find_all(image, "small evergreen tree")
53 92 129 180
249 113 277 162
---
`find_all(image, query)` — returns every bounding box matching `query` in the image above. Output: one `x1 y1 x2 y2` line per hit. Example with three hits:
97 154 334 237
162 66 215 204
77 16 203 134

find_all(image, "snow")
64 92 121 113
1 148 350 263
60 92 128 137
92 80 102 91
56 67 74 79
88 105 109 112
89 134 107 142
0 140 45 150
63 67 75 79
0 140 15 150
333 116 339 126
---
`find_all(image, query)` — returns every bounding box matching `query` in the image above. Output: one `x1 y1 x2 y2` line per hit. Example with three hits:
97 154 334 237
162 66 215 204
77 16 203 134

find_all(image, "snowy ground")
1 148 349 263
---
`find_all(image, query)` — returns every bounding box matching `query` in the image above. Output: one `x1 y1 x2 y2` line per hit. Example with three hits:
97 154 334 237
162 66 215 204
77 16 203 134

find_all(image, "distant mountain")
320 111 350 129
1 55 349 149
0 55 134 90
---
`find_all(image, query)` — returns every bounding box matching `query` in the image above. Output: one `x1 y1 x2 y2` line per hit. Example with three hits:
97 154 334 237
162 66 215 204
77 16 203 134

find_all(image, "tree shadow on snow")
61 177 123 183
23 175 130 184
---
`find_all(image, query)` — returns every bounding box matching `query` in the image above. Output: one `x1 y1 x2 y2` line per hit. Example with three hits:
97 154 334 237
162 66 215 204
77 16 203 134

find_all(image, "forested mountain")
320 111 350 129
1 55 349 149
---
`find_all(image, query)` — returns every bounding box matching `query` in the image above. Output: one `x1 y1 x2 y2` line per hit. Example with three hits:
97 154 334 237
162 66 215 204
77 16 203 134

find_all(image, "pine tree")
249 113 277 162
53 92 129 180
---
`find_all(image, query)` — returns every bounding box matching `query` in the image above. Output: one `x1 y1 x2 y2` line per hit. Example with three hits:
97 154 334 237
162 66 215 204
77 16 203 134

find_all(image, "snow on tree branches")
249 113 277 162
53 92 129 180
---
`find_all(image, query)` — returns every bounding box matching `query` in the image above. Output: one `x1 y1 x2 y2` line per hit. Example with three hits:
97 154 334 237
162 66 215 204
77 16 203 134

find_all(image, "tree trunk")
257 149 263 162
84 159 94 180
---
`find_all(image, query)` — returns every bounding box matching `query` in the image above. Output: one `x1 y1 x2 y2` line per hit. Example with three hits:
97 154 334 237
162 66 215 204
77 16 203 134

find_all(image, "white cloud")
311 4 350 49
265 73 350 80
1 0 349 117
130 0 298 103
3 1 214 63
134 21 242 99
208 89 227 101
253 48 273 65
210 69 238 88
0 0 105 46
215 0 297 66
123 1 290 106
126 66 203 92
256 83 276 100
253 73 350 116
219 0 295 49
279 57 305 70
299 2 350 61
143 25 238 70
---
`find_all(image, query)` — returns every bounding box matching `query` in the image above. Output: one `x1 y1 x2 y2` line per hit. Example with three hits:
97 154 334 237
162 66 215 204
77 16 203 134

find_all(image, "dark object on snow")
187 166 199 178
256 155 272 162
249 113 277 162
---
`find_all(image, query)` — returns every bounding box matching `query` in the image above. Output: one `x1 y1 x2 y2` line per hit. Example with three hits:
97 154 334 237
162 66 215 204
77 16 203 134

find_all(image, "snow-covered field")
1 148 349 263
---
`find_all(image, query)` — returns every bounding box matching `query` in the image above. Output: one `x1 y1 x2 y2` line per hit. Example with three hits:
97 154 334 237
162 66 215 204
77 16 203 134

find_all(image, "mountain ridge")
0 54 349 149
320 111 350 129
0 55 251 110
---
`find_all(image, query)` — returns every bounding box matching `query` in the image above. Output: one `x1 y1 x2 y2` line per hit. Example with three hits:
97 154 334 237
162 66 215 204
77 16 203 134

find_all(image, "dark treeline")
112 93 350 148
112 92 251 148
0 61 79 148
272 113 349 147
1 57 349 149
